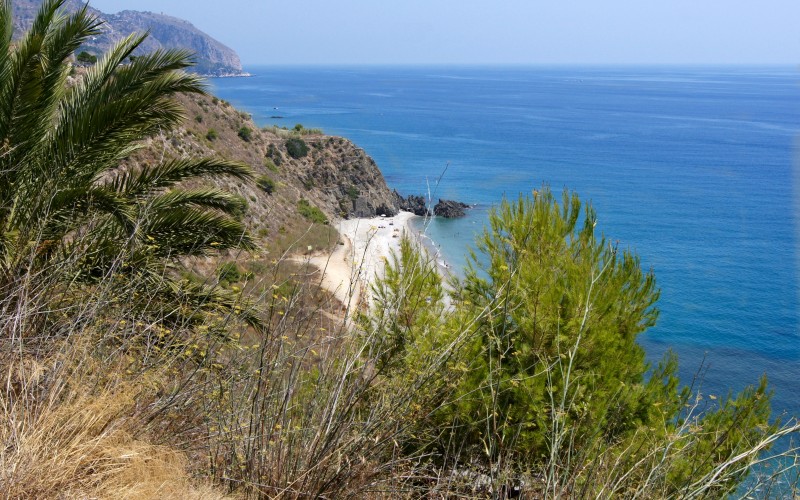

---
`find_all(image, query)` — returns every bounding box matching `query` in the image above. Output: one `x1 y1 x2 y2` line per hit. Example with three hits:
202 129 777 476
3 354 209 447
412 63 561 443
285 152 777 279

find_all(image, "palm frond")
112 46 205 94
45 185 136 236
14 6 102 180
0 0 12 93
141 206 255 256
145 187 247 215
110 158 253 197
53 42 204 175
0 1 102 214
0 0 55 152
103 263 264 331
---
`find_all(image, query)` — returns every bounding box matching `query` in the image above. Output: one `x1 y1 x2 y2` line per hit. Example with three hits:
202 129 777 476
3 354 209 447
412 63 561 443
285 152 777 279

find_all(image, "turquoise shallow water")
211 66 800 419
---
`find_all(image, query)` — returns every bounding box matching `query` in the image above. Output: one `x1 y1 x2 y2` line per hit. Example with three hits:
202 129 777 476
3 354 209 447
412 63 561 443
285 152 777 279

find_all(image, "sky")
90 0 800 66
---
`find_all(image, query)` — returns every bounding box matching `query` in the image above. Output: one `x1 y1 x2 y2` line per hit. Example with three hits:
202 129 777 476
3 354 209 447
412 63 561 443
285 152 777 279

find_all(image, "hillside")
126 93 400 259
11 0 244 76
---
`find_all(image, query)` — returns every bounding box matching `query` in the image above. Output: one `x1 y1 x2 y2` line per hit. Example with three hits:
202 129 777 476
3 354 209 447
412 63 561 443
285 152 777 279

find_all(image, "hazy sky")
90 0 800 65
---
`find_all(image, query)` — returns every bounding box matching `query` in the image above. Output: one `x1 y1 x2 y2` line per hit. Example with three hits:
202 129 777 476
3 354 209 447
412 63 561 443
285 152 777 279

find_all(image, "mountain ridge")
11 0 245 76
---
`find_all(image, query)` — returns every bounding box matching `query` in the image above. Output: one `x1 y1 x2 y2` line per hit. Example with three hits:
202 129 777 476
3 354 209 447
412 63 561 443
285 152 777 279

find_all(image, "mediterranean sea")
211 66 800 420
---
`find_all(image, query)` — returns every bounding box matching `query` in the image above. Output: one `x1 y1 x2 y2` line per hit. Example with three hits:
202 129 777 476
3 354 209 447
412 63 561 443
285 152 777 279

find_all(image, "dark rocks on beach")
393 191 471 218
394 191 430 216
351 196 398 218
375 203 397 217
434 199 470 218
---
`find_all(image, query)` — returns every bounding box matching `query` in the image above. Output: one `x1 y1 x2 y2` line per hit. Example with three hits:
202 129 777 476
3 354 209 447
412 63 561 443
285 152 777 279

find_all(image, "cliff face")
123 93 399 255
11 0 244 76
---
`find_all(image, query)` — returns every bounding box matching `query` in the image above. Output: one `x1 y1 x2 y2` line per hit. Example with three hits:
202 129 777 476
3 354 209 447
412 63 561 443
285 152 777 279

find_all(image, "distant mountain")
11 0 245 76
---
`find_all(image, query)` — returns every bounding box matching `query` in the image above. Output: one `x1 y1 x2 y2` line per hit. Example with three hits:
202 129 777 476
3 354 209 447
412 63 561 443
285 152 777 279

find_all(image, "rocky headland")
11 0 245 76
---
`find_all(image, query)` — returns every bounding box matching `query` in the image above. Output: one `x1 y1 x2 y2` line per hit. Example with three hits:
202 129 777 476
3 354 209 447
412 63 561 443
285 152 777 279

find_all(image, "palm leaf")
45 185 136 237
110 158 253 197
145 187 247 215
53 41 205 181
140 206 255 256
0 0 61 147
0 1 12 106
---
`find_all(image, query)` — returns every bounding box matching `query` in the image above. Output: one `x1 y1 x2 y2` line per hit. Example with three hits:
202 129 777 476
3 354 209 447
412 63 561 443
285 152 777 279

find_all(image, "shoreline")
300 211 452 314
408 217 457 281
302 211 418 313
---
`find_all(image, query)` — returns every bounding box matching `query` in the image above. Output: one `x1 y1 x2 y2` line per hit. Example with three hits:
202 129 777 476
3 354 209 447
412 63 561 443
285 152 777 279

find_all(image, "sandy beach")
301 211 418 313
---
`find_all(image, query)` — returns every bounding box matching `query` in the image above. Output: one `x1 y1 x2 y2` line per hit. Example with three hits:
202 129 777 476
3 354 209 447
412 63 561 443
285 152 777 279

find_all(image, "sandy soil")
301 211 418 314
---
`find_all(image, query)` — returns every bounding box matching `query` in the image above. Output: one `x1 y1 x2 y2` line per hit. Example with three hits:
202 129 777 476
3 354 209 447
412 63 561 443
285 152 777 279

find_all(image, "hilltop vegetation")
1 1 798 498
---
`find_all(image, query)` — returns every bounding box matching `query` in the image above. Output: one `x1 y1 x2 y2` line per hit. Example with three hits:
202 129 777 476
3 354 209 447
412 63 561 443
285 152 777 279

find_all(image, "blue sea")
211 66 800 420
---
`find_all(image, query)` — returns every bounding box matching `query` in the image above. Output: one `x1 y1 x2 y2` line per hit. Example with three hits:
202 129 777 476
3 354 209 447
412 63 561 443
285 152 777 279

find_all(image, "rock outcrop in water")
433 199 470 218
392 192 471 218
11 0 245 76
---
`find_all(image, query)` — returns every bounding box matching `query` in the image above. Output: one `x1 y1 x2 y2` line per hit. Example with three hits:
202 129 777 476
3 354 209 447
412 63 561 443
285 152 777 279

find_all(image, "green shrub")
230 195 248 219
238 126 253 142
266 144 283 166
194 114 203 123
263 158 278 173
256 175 276 194
285 138 309 159
297 199 328 224
345 185 359 200
216 262 242 283
206 128 218 141
369 188 780 497
76 50 96 65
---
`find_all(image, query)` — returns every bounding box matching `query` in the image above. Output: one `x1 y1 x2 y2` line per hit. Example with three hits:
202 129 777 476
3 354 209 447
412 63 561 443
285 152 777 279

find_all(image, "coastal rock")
433 199 470 218
278 136 400 220
394 191 430 216
11 0 245 76
350 196 398 218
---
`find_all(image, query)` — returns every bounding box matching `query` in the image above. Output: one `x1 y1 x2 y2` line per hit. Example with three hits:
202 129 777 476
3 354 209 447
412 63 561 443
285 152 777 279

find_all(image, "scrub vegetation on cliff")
1 1 798 498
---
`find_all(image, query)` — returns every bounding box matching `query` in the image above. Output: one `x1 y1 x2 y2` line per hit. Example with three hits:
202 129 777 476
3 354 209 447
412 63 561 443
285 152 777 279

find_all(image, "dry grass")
0 353 231 499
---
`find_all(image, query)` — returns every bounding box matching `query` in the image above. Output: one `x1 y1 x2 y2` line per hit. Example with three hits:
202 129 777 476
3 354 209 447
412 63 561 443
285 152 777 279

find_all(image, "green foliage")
217 262 242 283
229 195 248 219
285 138 309 159
263 158 278 173
194 114 203 123
256 175 276 194
206 128 218 141
237 126 253 142
76 50 96 64
0 0 258 328
294 123 304 132
266 143 283 166
367 237 448 372
297 199 328 224
369 188 780 494
345 185 360 200
450 188 662 458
